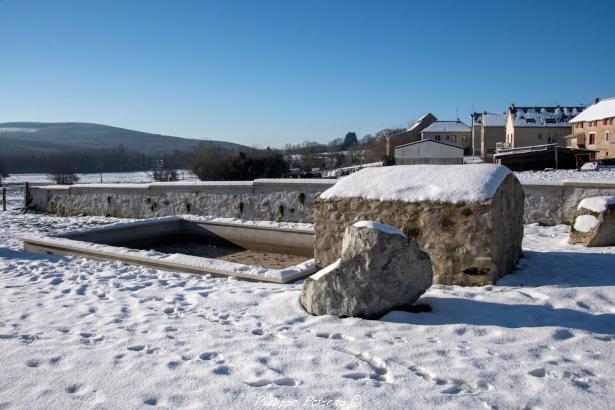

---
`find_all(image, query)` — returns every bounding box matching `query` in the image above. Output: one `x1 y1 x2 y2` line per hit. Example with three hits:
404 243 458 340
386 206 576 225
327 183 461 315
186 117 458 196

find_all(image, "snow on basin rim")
320 164 512 203
21 234 316 282
578 196 615 213
353 220 407 237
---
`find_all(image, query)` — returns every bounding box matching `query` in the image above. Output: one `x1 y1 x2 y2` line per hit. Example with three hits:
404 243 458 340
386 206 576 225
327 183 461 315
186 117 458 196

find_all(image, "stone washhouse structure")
313 164 525 286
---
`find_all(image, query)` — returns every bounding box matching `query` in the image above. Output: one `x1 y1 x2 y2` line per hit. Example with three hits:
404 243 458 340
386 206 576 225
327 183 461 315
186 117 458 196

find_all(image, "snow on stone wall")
26 177 615 226
27 180 336 223
523 181 615 225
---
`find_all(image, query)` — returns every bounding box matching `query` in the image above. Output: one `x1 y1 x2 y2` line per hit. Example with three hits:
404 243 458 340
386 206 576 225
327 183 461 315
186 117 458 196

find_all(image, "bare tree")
50 158 80 185
149 159 178 182
0 160 9 185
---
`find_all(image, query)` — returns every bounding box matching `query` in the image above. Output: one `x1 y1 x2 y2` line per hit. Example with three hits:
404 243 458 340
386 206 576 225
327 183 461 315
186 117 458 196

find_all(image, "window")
435 135 440 141
589 132 596 145
538 133 542 140
548 134 557 143
604 119 609 126
606 131 610 142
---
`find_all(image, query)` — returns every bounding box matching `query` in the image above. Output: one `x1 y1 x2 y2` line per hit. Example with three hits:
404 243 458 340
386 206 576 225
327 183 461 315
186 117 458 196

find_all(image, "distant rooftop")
395 138 464 150
509 105 584 128
422 120 471 133
472 112 506 127
405 113 436 132
570 98 615 123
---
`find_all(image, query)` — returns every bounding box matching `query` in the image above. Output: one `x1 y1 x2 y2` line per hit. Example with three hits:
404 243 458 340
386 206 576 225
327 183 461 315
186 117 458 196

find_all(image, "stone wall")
314 175 525 286
27 179 336 223
523 181 615 225
26 178 615 226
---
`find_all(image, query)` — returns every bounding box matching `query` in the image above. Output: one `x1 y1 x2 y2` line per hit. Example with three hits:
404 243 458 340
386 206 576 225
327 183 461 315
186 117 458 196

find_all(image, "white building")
395 139 464 165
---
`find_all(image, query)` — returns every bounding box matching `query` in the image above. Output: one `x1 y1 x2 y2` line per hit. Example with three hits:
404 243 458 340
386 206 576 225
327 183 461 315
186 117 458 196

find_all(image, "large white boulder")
300 221 433 318
569 196 615 247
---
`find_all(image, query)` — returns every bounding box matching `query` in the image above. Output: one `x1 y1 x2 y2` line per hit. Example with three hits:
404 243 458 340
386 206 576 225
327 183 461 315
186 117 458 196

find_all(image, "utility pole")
97 162 104 183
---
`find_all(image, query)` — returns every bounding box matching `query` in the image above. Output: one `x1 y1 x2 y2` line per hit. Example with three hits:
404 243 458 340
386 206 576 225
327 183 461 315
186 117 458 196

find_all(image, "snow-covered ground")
4 167 615 188
3 170 199 185
1 187 615 409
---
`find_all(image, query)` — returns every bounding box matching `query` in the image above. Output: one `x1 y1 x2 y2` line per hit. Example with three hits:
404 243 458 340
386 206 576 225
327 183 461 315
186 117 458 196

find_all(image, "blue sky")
1 0 614 148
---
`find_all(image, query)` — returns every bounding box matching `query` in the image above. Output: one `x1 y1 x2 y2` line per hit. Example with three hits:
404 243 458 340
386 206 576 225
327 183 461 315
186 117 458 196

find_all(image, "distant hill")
0 122 246 155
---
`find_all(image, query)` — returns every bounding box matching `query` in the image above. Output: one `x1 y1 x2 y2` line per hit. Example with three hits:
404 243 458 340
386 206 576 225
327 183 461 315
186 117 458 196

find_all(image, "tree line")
0 126 404 184
0 145 191 174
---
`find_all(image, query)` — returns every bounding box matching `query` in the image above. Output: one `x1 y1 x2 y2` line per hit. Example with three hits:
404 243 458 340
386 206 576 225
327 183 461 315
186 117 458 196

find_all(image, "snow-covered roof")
395 138 464 150
510 106 584 127
483 113 507 127
493 144 595 158
570 98 615 123
319 164 512 204
422 121 471 133
405 113 434 132
471 113 506 127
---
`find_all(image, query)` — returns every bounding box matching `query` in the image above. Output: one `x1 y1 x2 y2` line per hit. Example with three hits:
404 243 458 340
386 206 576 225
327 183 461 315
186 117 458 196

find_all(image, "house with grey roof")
504 104 584 149
421 120 472 154
471 112 507 157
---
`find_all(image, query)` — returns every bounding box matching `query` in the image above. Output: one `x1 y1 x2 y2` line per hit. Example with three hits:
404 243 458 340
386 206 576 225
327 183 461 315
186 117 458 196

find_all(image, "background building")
389 113 437 147
569 97 615 159
504 104 584 148
471 112 506 157
395 139 464 165
420 120 472 154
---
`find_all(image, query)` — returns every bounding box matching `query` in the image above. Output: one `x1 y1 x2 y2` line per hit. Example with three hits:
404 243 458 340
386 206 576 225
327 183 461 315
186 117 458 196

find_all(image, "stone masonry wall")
314 175 524 286
27 180 336 223
26 178 615 226
523 182 615 225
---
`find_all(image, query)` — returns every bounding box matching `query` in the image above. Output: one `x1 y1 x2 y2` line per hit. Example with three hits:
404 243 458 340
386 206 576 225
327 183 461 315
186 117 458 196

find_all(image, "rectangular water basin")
22 215 316 283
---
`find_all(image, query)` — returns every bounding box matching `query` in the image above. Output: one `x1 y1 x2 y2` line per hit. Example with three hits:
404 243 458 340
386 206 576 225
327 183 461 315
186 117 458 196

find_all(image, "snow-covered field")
1 184 615 409
4 167 615 187
3 170 199 185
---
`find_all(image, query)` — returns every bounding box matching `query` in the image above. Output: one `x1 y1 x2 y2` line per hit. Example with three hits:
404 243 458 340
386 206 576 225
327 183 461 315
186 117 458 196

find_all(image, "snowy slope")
1 188 615 409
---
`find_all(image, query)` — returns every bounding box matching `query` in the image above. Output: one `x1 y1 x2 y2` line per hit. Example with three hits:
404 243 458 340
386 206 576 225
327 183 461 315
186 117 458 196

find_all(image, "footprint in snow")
212 365 231 375
198 352 219 361
65 384 81 394
245 377 300 387
142 396 158 406
25 359 40 368
553 329 575 340
528 368 547 378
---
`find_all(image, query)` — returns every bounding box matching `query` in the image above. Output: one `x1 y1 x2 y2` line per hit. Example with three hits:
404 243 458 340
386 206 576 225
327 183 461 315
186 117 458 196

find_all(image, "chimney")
594 97 600 105
510 103 516 113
